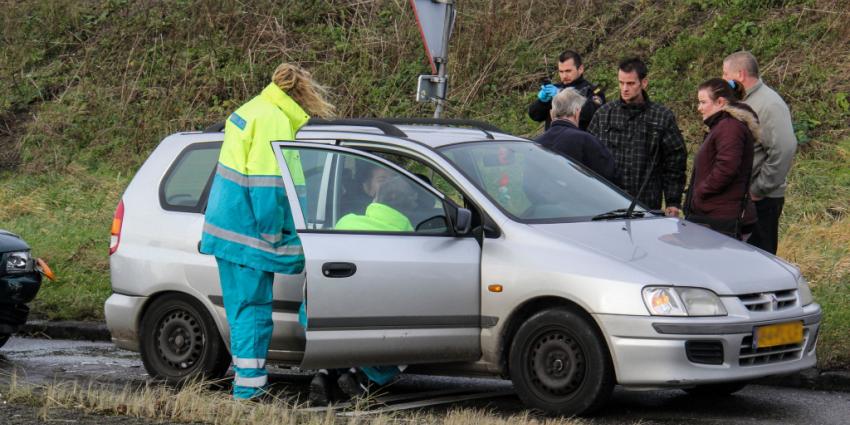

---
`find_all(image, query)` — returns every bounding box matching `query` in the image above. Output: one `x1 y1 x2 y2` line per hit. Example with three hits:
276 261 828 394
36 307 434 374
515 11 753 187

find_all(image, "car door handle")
321 262 357 278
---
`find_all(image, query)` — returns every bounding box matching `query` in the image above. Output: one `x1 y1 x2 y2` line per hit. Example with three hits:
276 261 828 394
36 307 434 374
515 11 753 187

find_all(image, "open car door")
271 141 482 369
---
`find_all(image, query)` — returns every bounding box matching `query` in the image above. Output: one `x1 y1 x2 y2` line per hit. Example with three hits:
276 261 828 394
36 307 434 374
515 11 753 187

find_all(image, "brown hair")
271 63 335 119
698 77 745 103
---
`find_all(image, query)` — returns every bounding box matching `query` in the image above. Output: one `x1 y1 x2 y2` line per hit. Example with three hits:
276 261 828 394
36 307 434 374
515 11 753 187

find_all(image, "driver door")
271 142 482 369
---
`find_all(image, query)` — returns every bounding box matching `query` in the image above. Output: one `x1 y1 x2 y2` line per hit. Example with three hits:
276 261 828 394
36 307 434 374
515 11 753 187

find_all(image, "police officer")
200 62 334 401
529 50 605 131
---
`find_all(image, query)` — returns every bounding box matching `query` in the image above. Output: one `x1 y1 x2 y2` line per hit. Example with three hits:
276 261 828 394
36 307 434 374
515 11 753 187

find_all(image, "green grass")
0 169 126 320
1 0 849 368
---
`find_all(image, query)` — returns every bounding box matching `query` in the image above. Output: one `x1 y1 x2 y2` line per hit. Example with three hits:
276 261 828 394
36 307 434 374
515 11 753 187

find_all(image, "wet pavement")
2 336 850 424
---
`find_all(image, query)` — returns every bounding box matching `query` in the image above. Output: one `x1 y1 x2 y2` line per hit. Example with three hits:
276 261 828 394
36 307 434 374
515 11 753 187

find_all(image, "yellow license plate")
754 321 803 349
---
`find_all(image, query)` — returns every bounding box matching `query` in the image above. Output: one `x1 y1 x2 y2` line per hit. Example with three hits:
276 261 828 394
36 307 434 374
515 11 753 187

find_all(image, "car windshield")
440 141 643 222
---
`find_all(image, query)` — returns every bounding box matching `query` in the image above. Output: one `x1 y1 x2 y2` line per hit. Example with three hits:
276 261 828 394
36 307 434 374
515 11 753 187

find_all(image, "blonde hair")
271 63 335 119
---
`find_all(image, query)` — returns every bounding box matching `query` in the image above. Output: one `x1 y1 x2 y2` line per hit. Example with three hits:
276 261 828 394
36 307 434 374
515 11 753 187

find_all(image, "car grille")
737 289 797 312
686 340 724 365
739 329 808 366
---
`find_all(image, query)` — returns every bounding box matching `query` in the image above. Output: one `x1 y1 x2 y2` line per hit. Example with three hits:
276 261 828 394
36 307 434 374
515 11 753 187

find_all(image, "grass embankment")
1 1 848 366
1 375 589 425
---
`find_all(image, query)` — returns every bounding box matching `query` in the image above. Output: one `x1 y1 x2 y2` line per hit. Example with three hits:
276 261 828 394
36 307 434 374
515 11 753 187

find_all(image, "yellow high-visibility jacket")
200 83 308 274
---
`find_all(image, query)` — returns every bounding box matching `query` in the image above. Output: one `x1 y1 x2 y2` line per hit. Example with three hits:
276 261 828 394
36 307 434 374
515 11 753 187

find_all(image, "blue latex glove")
537 84 559 102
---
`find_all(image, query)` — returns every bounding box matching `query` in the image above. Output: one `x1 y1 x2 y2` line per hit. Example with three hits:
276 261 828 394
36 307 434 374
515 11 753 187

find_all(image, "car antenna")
625 126 662 217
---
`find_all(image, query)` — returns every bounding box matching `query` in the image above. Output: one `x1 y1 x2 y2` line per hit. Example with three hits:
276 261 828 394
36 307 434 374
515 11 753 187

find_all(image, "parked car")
0 229 54 348
106 119 820 416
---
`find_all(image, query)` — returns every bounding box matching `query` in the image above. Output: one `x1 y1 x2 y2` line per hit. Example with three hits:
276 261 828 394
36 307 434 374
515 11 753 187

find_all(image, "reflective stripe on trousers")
217 258 274 399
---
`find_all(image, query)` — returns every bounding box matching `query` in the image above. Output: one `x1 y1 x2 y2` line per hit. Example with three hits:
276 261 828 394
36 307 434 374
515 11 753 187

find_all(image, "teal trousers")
217 258 273 399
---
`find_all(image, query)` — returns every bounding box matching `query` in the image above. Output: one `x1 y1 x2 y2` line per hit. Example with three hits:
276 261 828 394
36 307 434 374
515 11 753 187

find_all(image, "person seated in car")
339 163 391 216
336 175 416 232
305 176 414 405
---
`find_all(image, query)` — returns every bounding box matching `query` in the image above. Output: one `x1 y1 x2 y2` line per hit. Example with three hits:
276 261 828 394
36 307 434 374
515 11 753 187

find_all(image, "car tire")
508 308 614 416
682 381 748 396
139 294 230 384
0 334 9 348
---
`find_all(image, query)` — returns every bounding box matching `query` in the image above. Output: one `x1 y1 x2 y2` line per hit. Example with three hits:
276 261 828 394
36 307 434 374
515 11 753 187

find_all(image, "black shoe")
337 371 369 400
309 373 333 406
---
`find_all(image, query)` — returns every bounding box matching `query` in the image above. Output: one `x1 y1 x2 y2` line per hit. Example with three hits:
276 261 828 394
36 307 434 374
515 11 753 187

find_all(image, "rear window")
159 142 221 212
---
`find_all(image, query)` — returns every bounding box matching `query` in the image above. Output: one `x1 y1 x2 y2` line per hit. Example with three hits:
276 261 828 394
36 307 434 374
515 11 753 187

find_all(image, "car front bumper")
104 292 148 352
595 303 821 387
0 271 42 305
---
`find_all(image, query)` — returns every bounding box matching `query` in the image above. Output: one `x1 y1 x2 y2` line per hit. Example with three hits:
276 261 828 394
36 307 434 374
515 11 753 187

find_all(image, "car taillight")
109 200 124 255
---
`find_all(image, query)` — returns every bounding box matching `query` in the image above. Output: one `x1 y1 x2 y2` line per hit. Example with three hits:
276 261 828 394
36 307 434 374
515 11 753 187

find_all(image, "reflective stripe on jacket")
200 83 308 274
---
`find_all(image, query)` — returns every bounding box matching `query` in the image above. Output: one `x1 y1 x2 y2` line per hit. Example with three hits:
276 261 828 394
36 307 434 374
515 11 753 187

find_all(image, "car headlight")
642 286 727 317
797 276 814 306
5 251 34 273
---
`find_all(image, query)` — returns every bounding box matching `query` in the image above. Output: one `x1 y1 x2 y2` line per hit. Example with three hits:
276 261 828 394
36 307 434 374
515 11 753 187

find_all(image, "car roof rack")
378 118 504 140
305 118 408 138
201 119 408 138
204 117 501 139
203 122 225 133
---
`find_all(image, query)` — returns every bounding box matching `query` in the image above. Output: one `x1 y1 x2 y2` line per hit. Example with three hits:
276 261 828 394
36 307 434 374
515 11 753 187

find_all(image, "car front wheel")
509 308 614 416
139 294 230 384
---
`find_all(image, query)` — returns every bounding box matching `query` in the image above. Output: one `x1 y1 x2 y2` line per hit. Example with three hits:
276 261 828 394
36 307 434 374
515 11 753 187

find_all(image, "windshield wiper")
591 208 647 221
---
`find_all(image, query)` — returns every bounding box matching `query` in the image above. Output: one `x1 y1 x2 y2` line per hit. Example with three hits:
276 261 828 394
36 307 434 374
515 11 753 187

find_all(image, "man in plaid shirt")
588 58 686 215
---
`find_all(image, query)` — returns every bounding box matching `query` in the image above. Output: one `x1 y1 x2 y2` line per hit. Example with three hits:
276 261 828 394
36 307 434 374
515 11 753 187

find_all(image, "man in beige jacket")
722 51 797 254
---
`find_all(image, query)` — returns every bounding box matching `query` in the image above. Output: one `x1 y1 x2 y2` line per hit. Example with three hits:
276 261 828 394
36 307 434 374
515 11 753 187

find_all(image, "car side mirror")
453 207 472 235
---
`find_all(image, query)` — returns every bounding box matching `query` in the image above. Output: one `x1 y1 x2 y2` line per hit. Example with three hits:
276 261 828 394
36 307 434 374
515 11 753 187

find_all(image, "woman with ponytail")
685 78 758 240
200 63 333 401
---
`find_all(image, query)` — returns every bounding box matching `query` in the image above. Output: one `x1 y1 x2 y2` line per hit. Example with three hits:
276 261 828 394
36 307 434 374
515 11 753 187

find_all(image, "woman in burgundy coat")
685 78 758 240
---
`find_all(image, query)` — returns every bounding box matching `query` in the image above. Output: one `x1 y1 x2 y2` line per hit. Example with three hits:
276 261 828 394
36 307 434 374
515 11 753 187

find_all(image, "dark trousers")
747 197 785 254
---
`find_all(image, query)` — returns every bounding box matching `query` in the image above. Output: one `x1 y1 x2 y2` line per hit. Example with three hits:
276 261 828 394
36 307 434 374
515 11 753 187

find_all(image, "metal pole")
432 1 454 118
433 58 446 118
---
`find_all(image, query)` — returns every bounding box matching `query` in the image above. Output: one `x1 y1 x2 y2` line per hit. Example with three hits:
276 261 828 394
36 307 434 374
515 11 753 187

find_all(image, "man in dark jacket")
529 50 605 131
535 88 617 182
588 58 686 216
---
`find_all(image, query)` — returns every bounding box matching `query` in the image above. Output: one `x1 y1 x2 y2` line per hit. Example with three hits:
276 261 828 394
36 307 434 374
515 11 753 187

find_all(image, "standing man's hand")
750 191 764 202
537 84 559 102
664 206 680 217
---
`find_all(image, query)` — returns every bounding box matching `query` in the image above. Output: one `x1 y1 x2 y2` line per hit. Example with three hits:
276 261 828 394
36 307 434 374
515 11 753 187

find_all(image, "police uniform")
528 76 605 131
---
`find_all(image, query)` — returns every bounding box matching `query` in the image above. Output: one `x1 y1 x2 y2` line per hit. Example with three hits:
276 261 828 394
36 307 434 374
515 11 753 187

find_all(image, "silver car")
105 119 820 415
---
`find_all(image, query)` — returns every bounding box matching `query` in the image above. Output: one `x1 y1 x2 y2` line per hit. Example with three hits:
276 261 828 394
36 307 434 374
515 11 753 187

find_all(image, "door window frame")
339 141 502 238
273 142 460 236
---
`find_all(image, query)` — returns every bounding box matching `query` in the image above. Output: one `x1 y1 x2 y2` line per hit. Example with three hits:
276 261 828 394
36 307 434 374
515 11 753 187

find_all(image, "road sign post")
410 0 455 118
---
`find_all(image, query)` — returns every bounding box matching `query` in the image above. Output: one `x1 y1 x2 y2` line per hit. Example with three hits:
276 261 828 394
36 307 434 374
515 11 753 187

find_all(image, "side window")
371 152 465 206
280 147 449 234
160 142 221 212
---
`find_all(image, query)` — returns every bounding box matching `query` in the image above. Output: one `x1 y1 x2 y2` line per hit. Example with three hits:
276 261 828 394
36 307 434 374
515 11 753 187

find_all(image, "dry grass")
0 373 594 425
781 217 850 289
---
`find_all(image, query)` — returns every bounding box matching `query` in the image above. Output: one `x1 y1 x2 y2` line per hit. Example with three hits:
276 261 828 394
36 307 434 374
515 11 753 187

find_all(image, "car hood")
530 217 798 295
0 229 31 252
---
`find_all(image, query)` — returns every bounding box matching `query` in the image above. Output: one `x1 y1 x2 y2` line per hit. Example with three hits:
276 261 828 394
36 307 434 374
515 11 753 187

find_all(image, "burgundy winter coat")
687 104 758 223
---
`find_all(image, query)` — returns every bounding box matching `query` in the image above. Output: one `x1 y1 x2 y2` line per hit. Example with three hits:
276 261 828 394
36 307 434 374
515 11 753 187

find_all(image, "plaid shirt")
588 94 687 209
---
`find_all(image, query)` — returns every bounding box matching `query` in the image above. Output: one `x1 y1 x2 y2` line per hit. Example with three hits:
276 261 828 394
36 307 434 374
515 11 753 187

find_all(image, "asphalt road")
2 336 849 424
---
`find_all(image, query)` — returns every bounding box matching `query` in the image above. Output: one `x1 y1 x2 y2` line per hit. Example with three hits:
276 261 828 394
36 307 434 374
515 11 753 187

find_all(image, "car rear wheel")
683 381 748 396
509 308 614 416
0 334 9 348
139 294 230 384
